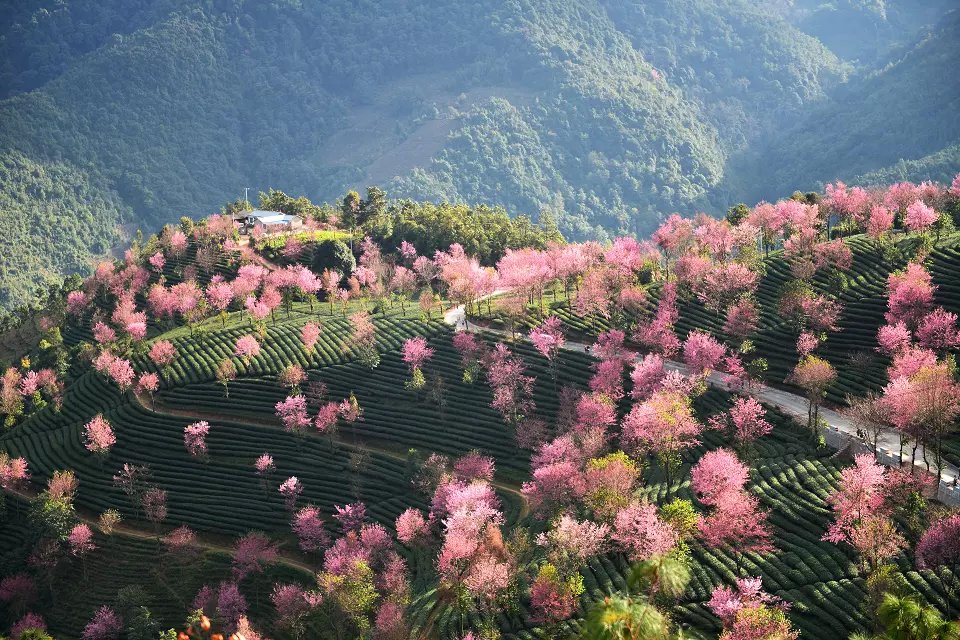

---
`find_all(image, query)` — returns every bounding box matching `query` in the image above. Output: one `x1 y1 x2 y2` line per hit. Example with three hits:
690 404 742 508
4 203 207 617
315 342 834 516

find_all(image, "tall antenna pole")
244 187 250 207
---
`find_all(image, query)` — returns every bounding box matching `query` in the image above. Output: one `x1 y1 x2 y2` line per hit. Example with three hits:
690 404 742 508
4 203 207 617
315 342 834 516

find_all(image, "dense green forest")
0 0 958 311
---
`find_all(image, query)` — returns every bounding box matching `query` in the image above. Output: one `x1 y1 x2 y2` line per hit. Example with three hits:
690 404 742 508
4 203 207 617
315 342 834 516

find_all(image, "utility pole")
244 187 250 208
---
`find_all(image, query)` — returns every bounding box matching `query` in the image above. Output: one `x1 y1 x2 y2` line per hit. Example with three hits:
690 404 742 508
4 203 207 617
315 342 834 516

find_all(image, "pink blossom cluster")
83 414 116 455
184 420 210 457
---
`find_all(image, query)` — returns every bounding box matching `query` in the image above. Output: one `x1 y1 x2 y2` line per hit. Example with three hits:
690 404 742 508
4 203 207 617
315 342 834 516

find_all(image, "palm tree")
852 593 960 640
580 555 696 640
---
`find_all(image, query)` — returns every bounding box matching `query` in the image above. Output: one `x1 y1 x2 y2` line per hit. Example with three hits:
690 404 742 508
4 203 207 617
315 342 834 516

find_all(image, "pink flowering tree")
530 315 565 362
395 508 430 546
276 395 311 436
698 489 773 574
136 372 160 399
69 523 97 577
708 577 798 640
184 421 210 459
81 605 122 640
149 339 177 376
611 502 676 562
915 514 960 617
402 336 434 390
485 343 536 435
630 354 667 402
0 573 37 617
142 486 168 532
886 262 935 330
682 330 726 375
234 334 261 365
621 390 702 485
691 448 749 506
233 531 279 581
916 308 960 352
279 476 303 511
822 454 903 572
790 355 837 436
709 397 773 452
452 331 485 384
301 321 322 354
691 448 773 572
347 311 380 369
292 506 330 553
254 453 274 495
905 199 938 234
83 414 116 458
215 358 238 398
634 283 681 357
723 298 759 342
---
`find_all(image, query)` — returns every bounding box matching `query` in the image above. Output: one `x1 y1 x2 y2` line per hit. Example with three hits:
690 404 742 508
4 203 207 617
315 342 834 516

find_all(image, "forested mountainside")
0 0 958 311
735 9 960 204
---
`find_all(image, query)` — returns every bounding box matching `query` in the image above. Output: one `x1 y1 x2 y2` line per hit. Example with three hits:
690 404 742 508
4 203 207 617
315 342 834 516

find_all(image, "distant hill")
734 9 960 202
0 0 957 310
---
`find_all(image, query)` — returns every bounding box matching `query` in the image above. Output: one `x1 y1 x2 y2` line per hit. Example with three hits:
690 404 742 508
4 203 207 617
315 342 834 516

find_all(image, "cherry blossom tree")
402 336 434 390
81 606 122 640
916 308 960 352
233 531 279 581
184 421 210 458
276 395 311 435
574 268 611 327
149 340 176 368
726 396 773 446
485 342 536 433
452 331 485 384
234 335 261 364
278 364 306 394
292 506 330 553
347 311 380 369
630 354 667 402
0 573 37 618
822 454 903 571
885 262 935 329
621 390 702 485
529 316 565 384
708 577 798 640
216 358 237 397
723 298 759 341
790 355 836 436
301 321 322 353
395 508 430 545
698 490 773 570
611 502 677 561
279 476 303 511
142 487 168 530
905 199 938 234
83 414 116 457
691 448 749 506
867 205 895 242
634 283 681 356
69 523 96 557
683 330 726 375
915 514 960 617
136 372 159 399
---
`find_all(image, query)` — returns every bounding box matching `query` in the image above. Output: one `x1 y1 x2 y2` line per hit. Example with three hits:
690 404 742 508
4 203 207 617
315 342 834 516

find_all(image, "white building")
240 210 304 234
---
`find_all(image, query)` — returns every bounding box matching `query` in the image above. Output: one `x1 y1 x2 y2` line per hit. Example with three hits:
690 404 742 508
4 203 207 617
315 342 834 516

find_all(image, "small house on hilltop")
238 210 304 235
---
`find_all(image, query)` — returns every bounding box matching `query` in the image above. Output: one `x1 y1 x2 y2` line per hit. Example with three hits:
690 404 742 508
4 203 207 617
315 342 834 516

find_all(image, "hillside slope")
0 0 855 310
737 9 960 201
1 0 958 312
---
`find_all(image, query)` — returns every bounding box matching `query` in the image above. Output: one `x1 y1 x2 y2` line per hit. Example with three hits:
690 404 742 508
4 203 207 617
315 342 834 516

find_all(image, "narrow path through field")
445 300 960 492
238 236 283 272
